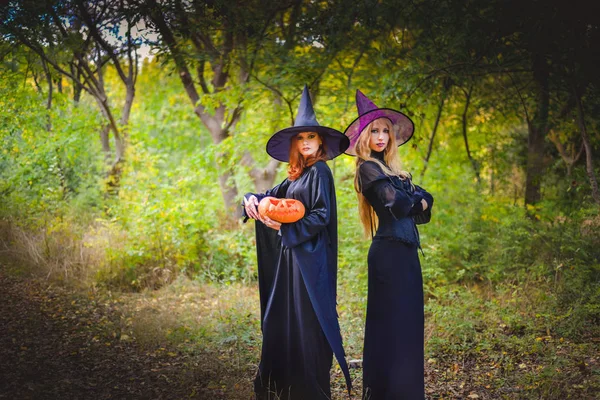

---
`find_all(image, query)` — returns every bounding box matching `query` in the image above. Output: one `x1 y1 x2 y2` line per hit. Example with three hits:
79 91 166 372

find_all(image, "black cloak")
245 160 351 399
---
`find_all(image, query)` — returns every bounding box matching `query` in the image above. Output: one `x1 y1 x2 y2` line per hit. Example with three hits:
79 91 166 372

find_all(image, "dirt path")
0 269 215 400
2 264 598 400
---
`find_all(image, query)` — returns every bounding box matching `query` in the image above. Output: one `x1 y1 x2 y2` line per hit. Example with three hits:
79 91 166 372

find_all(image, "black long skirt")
362 238 425 400
254 248 333 400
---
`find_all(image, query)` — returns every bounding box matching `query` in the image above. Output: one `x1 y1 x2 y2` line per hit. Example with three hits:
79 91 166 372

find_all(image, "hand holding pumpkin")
258 197 305 223
243 195 261 220
261 216 282 231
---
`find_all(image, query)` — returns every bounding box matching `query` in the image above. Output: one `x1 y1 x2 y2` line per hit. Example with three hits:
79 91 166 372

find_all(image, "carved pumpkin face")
258 197 306 223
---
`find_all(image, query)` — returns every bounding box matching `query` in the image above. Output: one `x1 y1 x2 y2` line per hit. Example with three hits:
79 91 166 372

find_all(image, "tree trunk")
96 59 125 165
548 130 583 178
574 85 600 205
241 155 280 193
99 100 124 194
93 92 124 169
524 54 550 206
148 3 239 213
71 67 82 104
99 124 111 163
461 85 480 183
41 58 52 131
111 83 135 170
490 145 495 196
420 82 448 179
120 85 135 126
43 63 52 111
119 84 135 147
217 171 239 211
212 128 240 212
31 69 42 94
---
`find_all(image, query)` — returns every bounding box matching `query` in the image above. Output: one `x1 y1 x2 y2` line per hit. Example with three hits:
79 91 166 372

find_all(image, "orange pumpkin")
258 197 305 223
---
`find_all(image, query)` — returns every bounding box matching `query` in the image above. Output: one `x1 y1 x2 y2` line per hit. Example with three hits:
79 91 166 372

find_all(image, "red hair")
287 133 328 181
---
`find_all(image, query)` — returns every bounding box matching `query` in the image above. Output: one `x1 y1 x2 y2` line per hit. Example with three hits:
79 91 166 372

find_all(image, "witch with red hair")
243 85 351 399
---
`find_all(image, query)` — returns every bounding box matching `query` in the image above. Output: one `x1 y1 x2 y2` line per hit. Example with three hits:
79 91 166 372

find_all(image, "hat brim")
343 108 415 156
266 125 350 162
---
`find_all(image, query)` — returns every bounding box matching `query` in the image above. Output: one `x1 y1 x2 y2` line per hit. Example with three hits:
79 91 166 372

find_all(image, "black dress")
244 160 351 399
358 155 434 400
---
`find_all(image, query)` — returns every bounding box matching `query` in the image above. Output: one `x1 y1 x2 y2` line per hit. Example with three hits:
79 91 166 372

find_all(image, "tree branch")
76 0 131 86
420 79 450 179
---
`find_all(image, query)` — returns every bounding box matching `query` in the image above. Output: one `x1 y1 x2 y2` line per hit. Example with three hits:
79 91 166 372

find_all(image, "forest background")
1 0 599 398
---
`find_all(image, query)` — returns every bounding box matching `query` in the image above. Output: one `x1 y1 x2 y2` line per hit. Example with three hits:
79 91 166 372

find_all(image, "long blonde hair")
353 118 412 237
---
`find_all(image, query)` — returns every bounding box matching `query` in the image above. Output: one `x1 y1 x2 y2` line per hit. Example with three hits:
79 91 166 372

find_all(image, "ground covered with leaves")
1 263 599 399
0 268 233 399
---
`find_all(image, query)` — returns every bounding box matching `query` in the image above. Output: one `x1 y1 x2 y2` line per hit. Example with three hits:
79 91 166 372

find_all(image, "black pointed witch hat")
266 85 349 162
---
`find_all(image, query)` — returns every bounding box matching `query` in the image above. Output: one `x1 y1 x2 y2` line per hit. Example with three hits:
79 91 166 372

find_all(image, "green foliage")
1 4 599 396
0 67 104 226
3 50 598 331
68 59 258 290
1 18 599 381
0 2 598 397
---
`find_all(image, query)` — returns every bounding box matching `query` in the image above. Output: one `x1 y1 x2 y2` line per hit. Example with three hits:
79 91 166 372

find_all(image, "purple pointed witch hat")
266 85 350 162
343 90 414 156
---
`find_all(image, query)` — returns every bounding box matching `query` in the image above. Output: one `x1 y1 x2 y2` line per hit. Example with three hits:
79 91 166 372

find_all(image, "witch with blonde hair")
344 90 434 399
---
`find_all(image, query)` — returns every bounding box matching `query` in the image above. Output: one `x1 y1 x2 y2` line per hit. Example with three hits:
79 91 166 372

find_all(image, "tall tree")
140 0 360 211
374 0 598 206
0 0 141 180
140 0 281 211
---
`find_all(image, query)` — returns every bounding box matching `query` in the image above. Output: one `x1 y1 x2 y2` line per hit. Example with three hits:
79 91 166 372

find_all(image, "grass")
28 271 591 400
1 218 599 399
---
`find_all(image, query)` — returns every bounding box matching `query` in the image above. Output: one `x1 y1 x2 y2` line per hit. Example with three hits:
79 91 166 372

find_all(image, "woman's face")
368 118 391 153
296 132 322 159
